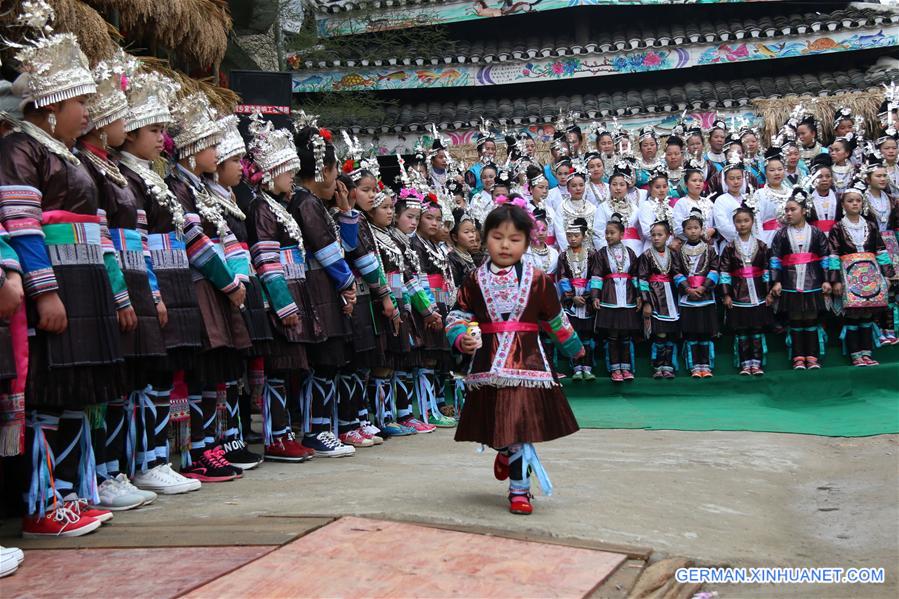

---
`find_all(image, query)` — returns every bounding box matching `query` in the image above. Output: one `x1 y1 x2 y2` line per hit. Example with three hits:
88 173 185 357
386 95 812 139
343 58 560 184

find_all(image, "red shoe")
739 366 752 376
852 357 867 368
806 356 821 369
401 417 437 434
508 493 533 515
701 370 714 378
862 355 879 366
494 452 509 481
610 370 624 382
265 434 314 462
792 357 807 370
63 495 113 523
691 368 702 378
751 367 764 376
621 369 634 381
22 505 102 538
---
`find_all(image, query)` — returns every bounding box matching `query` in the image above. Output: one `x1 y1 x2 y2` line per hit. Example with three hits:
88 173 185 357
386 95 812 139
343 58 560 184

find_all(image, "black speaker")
229 70 293 131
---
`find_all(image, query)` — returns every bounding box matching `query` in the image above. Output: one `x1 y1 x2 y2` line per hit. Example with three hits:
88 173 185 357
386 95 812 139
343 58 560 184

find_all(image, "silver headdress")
8 1 96 108
125 70 179 132
247 112 302 187
215 115 246 164
341 129 380 181
171 92 222 158
86 50 135 132
652 196 675 231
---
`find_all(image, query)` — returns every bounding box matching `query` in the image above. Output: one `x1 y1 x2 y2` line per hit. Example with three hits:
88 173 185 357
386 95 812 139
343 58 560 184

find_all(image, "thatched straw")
140 56 241 113
752 89 885 143
105 0 232 68
48 0 120 63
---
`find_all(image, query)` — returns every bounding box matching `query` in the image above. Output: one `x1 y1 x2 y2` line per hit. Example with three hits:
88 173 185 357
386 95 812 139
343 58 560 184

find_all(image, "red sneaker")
806 356 821 369
792 357 807 370
22 505 102 538
401 418 436 434
750 367 764 376
508 493 533 515
852 357 866 367
691 368 702 378
265 433 314 462
63 495 113 523
610 370 624 382
621 369 634 381
862 355 879 366
701 370 714 378
494 452 509 481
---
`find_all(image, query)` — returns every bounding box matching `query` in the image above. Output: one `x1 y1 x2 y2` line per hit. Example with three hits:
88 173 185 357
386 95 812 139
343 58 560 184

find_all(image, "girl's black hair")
651 220 672 234
567 171 587 183
336 173 356 191
732 204 756 222
596 131 613 141
608 171 628 184
450 208 477 240
483 203 533 243
294 126 337 180
525 164 543 181
570 217 589 234
606 212 626 233
481 162 499 174
682 208 705 228
666 135 684 149
685 169 706 182
395 196 421 215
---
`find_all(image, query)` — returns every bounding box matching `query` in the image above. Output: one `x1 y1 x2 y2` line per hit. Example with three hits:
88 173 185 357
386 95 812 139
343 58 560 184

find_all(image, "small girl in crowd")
675 210 720 378
447 208 483 288
769 190 832 370
719 205 773 375
827 181 895 366
585 152 610 206
448 200 583 516
558 218 596 380
525 209 560 278
638 214 680 378
591 214 642 382
808 155 839 234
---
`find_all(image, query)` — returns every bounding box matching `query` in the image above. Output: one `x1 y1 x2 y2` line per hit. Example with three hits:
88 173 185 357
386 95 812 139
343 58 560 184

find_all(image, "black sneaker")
221 439 263 470
181 450 238 482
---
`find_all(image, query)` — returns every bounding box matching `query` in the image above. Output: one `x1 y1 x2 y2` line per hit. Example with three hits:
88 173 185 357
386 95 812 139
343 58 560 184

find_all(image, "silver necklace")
119 153 185 234
259 190 303 247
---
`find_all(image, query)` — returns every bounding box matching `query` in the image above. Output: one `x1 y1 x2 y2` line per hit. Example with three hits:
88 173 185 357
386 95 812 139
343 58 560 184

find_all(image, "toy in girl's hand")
467 321 483 349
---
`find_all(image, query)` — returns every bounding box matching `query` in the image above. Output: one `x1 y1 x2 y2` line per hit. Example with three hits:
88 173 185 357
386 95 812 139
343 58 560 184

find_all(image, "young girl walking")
591 214 643 382
719 205 773 375
447 199 583 515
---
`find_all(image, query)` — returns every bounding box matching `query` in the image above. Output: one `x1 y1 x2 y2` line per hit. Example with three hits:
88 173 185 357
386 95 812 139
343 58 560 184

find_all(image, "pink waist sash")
733 266 764 278
572 277 588 288
688 275 706 287
623 227 640 240
782 252 822 266
815 219 835 232
604 273 631 280
648 274 672 282
762 219 779 231
480 322 540 334
42 210 100 225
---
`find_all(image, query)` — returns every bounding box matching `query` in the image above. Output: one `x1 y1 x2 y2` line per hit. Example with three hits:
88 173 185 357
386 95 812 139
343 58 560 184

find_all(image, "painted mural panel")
292 27 899 93
313 0 779 38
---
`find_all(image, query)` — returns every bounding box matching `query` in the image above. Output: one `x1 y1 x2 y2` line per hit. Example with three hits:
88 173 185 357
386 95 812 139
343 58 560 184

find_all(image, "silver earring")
189 155 196 170
48 113 56 135
99 130 108 148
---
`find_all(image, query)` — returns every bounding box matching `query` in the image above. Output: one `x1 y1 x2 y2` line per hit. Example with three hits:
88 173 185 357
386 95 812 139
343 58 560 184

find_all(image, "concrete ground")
3 428 897 598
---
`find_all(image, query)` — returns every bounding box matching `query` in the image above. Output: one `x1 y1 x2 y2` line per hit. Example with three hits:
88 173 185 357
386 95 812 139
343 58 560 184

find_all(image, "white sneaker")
92 479 145 511
133 463 201 494
0 546 24 565
114 473 157 505
0 547 18 578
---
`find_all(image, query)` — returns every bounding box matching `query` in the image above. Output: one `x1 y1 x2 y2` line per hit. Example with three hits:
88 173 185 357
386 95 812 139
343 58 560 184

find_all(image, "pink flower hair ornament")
494 194 538 234
399 187 424 201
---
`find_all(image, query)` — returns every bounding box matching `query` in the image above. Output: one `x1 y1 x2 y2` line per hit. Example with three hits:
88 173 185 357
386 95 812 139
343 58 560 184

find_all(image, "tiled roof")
291 6 896 70
330 65 897 132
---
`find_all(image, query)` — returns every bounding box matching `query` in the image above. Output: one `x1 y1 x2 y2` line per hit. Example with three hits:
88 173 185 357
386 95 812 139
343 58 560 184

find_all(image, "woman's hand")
0 272 24 318
35 292 67 334
156 300 169 328
117 306 138 333
334 179 351 212
770 282 782 298
459 333 479 355
723 295 733 309
282 313 300 328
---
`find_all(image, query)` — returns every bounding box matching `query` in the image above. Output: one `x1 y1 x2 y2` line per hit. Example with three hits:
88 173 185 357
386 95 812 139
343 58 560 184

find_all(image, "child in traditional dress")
591 214 642 382
808 155 839 235
447 199 583 516
863 151 898 345
558 217 596 380
769 189 832 370
828 180 895 366
719 205 773 375
638 213 680 378
675 210 720 378
448 208 482 288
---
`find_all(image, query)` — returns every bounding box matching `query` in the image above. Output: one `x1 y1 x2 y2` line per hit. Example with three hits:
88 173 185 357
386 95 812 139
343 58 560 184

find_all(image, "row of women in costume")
0 23 482 539
443 112 899 380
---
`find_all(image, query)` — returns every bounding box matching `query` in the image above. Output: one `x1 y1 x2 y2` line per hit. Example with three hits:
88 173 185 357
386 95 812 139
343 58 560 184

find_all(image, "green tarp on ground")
564 341 899 438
